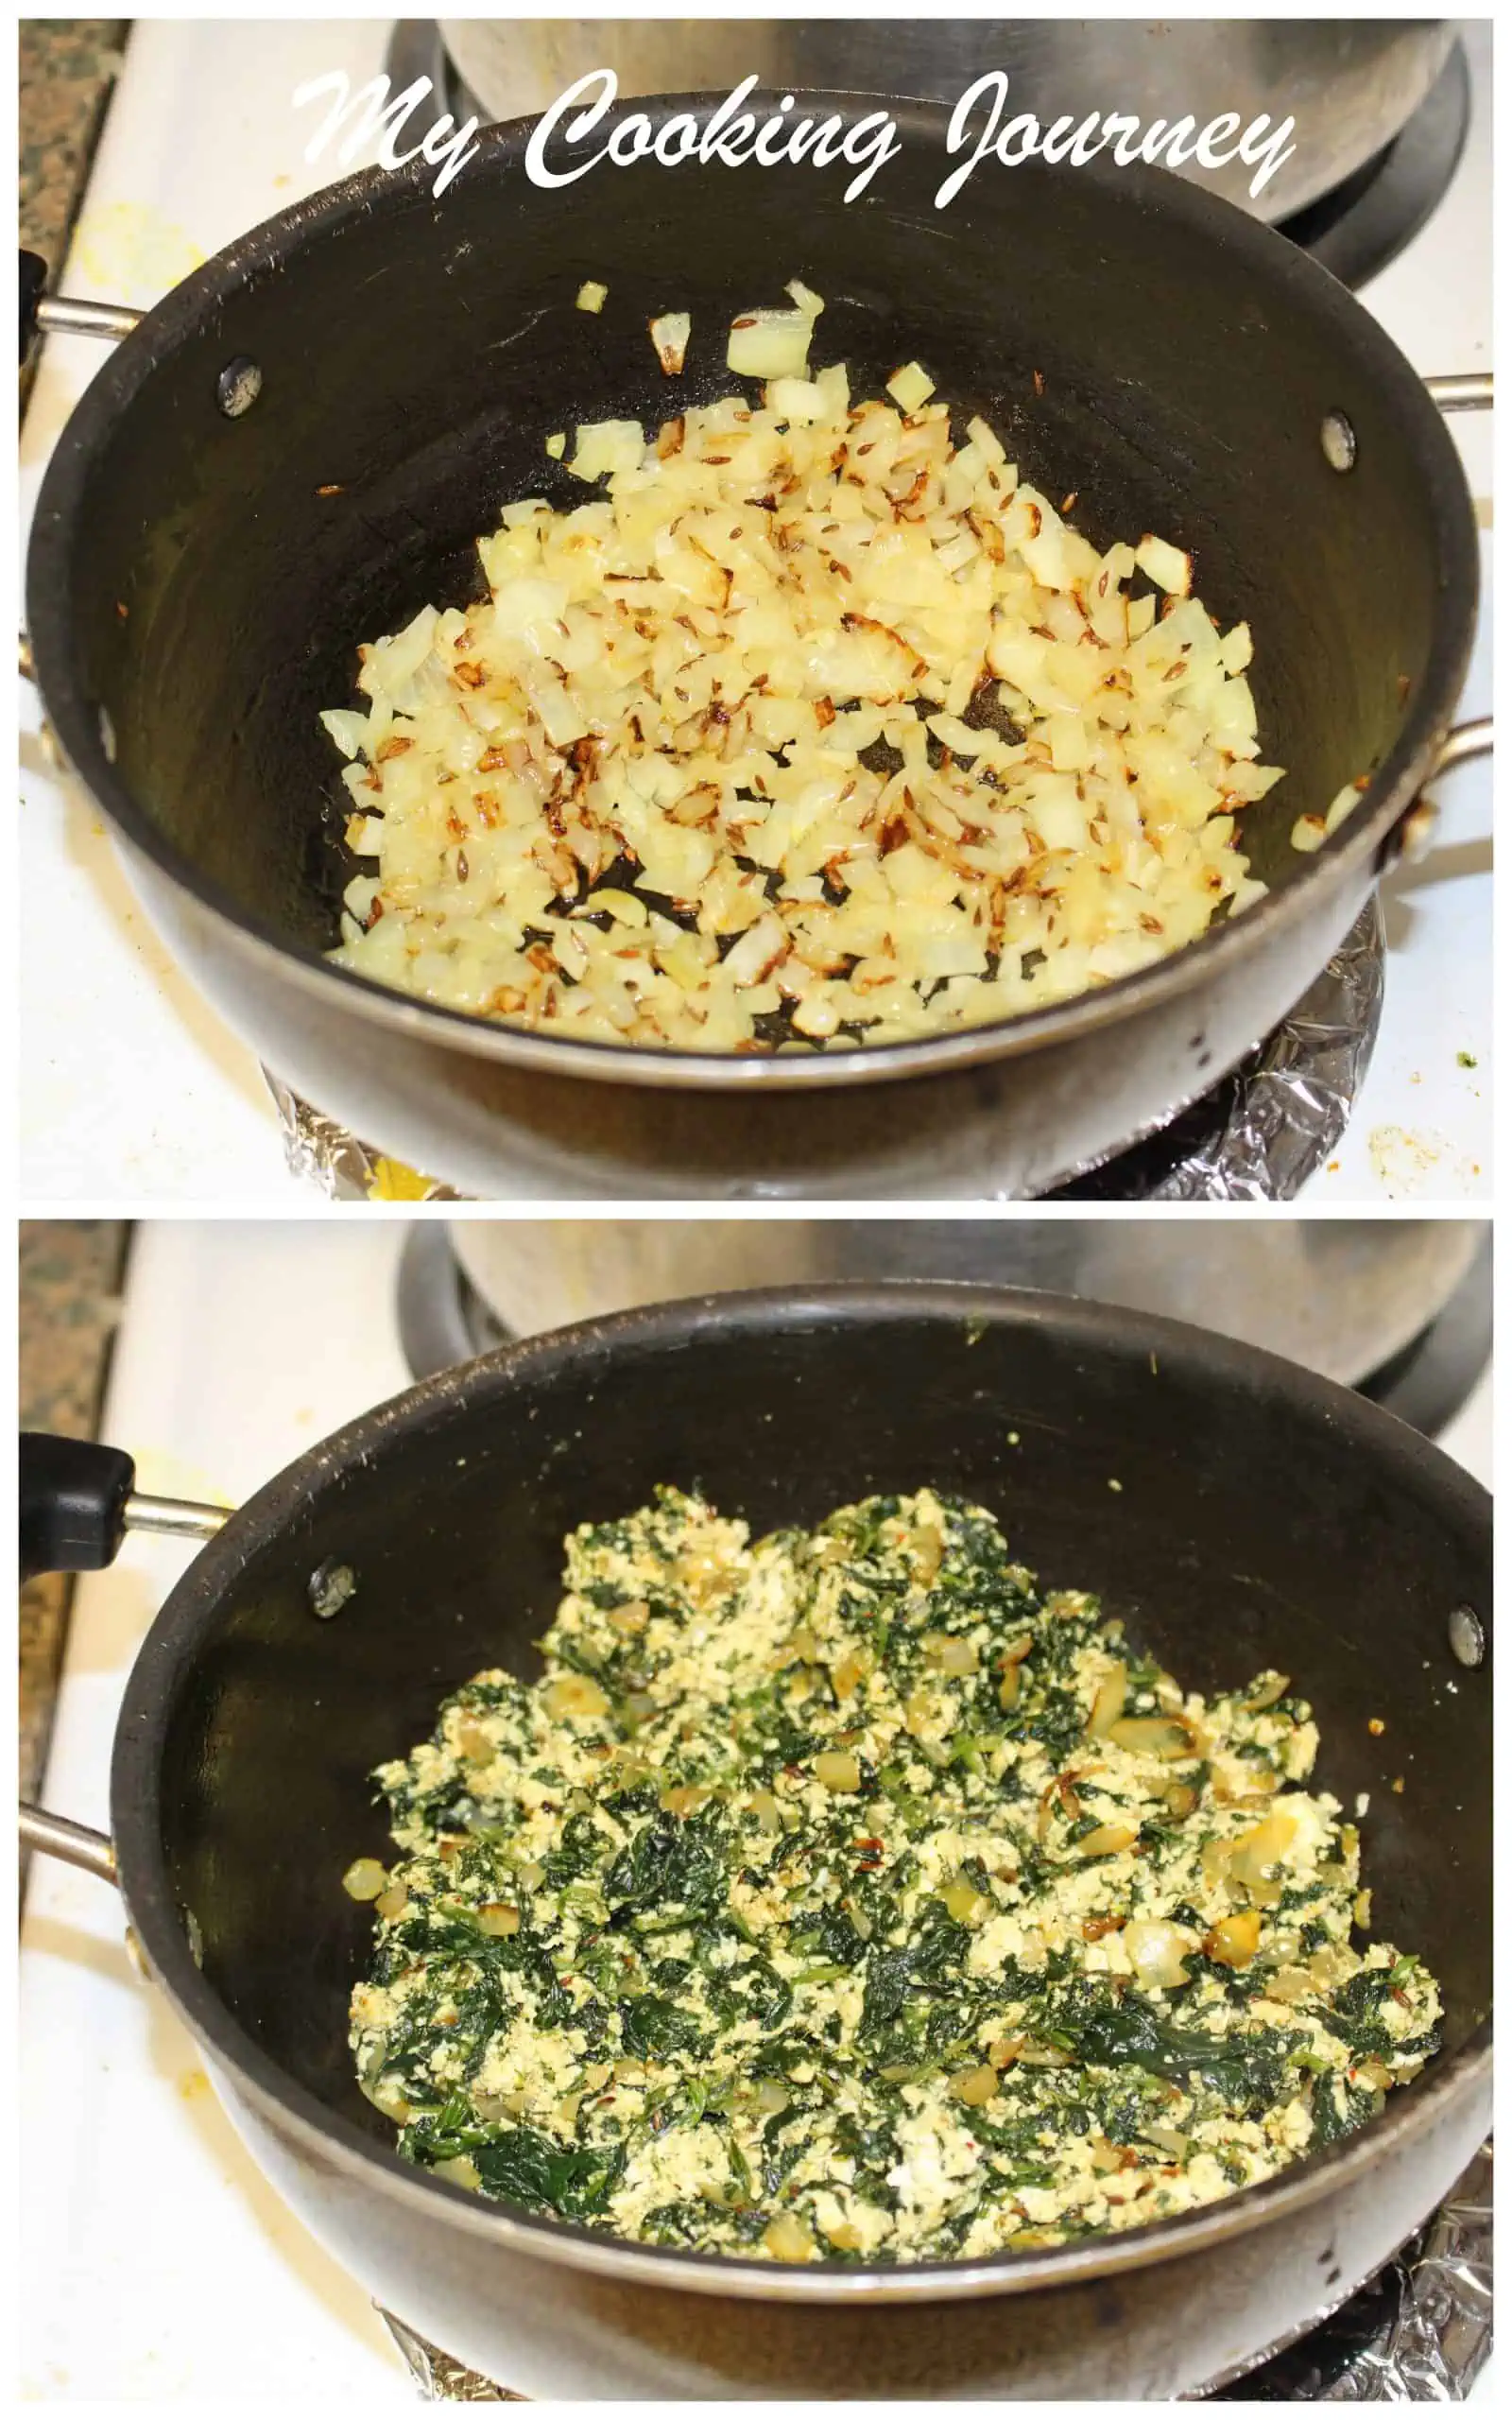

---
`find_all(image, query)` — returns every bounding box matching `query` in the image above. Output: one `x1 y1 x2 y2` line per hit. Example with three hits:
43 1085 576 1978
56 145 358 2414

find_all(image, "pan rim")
26 89 1481 1097
110 1281 1492 2306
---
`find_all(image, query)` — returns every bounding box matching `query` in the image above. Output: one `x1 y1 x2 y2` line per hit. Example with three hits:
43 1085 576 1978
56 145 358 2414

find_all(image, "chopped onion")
951 2064 1000 2106
1135 533 1192 596
660 1782 710 1817
1205 1909 1262 1967
649 311 691 375
815 1749 861 1792
1077 1821 1139 1858
1143 2123 1190 2159
1108 1715 1199 1761
728 277 825 378
1263 1964 1314 2005
324 315 1281 1054
542 1673 610 1720
1239 1671 1291 1712
762 2213 816 2264
941 1874 990 1925
1228 1808 1299 1886
319 707 369 761
763 373 831 425
923 1632 979 1676
727 306 817 380
1125 1919 1194 1988
578 886 648 927
886 359 936 414
568 418 644 481
1296 777 1366 854
1085 1664 1128 1738
476 1901 522 1937
576 280 608 313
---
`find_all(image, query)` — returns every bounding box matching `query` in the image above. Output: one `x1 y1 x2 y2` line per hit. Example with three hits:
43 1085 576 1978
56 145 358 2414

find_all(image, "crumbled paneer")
349 1488 1440 2262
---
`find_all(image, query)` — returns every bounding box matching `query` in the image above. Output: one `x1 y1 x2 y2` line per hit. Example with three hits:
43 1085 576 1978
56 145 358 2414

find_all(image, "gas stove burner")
1354 1226 1491 1438
387 28 1469 294
1275 40 1469 290
396 1221 509 1377
394 1221 1491 1447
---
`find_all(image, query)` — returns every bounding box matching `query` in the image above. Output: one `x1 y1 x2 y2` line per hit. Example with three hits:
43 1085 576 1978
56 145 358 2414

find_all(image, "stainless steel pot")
451 1217 1482 1386
440 17 1455 223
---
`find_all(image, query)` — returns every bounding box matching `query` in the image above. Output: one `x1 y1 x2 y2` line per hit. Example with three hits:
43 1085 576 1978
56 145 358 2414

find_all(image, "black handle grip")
20 249 48 369
19 1433 136 1584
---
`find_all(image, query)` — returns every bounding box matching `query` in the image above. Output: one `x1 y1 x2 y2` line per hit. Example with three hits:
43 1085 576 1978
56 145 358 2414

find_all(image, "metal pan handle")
20 1803 118 1885
19 1433 228 1891
1382 717 1494 871
19 248 142 368
1424 373 1492 413
20 1432 227 1583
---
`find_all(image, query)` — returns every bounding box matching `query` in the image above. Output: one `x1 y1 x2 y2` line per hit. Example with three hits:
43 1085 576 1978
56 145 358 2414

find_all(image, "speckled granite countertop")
19 1223 131 1803
20 19 128 408
20 39 130 1795
19 19 128 266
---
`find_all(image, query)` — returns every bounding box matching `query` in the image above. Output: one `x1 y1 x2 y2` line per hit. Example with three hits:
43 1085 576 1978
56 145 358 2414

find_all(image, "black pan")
24 92 1484 1196
20 1286 1491 2395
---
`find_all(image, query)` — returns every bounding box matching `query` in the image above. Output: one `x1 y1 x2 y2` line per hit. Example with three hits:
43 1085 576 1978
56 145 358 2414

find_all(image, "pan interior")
58 103 1452 999
142 1302 1490 2184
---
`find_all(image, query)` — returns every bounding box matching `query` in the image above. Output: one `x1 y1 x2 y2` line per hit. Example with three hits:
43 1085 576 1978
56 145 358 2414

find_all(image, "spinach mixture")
346 1488 1439 2264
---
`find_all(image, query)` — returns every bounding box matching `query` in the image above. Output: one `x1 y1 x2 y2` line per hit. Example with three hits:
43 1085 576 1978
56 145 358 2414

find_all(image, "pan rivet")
310 1559 357 1619
216 356 263 418
1320 410 1357 474
1447 1604 1484 1668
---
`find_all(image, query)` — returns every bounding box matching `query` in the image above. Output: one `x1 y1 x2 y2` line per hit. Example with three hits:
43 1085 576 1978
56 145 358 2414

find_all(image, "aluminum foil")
266 906 1384 1205
378 2311 524 2401
1212 2141 1493 2401
264 1075 457 1202
1144 897 1386 1203
1057 899 1385 1201
377 2140 1490 2403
